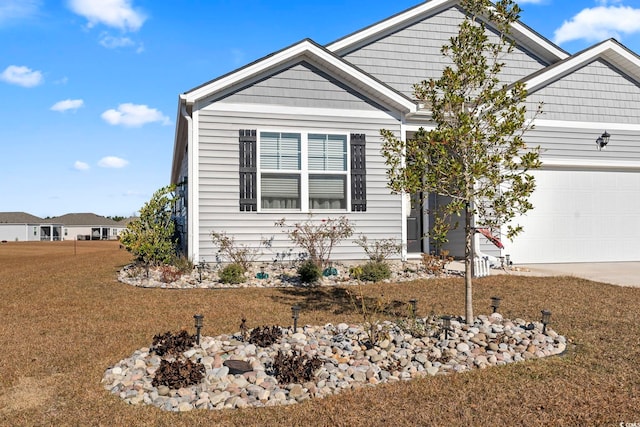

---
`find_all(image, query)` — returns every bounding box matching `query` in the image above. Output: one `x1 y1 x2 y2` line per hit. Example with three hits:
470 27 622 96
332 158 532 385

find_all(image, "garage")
503 167 640 264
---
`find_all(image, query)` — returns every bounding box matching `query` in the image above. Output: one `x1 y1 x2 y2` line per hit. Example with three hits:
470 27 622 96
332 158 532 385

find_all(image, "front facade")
171 0 640 264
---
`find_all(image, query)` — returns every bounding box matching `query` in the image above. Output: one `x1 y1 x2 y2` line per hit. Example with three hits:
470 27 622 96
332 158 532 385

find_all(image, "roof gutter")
179 100 197 261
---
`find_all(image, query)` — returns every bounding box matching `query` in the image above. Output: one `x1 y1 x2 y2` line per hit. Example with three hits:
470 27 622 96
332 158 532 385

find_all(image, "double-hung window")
259 131 348 211
239 129 365 213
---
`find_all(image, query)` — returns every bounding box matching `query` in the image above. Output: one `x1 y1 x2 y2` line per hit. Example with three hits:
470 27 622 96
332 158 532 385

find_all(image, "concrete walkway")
448 261 640 288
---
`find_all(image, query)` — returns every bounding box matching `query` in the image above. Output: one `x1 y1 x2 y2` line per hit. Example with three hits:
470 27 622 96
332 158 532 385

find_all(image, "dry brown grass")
0 241 639 426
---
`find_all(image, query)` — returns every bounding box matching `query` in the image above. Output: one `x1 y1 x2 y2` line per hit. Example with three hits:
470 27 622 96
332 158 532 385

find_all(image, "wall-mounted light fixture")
596 131 610 151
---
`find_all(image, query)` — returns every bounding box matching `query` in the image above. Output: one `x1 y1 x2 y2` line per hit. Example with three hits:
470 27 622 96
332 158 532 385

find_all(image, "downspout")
180 102 196 262
400 113 408 262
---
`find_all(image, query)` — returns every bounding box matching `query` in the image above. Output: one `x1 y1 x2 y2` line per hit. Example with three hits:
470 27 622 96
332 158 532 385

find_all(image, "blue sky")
3 0 640 218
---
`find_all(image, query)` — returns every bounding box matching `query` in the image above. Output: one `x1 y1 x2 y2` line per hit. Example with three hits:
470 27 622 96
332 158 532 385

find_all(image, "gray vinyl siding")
196 107 403 263
525 125 640 163
219 62 382 111
341 6 548 98
526 60 640 124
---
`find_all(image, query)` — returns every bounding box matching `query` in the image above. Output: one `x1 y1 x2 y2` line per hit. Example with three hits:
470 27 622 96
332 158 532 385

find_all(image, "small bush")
297 259 321 284
219 263 246 284
422 251 453 276
248 325 282 347
159 265 182 283
355 235 401 262
151 330 197 357
152 358 204 389
359 261 391 282
269 350 323 384
171 255 194 273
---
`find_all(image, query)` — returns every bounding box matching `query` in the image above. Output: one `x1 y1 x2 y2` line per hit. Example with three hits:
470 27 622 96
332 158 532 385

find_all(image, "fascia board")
183 40 416 113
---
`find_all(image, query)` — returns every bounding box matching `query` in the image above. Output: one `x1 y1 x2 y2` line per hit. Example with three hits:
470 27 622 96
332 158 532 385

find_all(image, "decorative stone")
224 360 252 375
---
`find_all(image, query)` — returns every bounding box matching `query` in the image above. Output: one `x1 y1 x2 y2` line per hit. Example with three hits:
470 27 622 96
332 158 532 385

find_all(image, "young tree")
120 185 178 268
381 0 541 323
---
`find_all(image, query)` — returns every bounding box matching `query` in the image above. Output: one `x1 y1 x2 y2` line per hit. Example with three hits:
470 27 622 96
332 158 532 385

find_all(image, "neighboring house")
171 0 640 265
50 213 126 241
0 212 64 242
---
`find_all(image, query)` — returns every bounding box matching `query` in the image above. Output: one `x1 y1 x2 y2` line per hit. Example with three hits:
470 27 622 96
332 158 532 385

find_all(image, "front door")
406 193 423 253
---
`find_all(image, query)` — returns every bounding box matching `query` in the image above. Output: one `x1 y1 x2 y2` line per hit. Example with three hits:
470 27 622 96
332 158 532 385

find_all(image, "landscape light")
541 309 552 334
193 314 204 345
441 315 452 340
291 305 301 332
409 299 418 319
491 296 501 313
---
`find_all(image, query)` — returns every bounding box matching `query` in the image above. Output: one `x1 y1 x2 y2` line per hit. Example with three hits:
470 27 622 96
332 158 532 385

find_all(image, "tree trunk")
464 202 474 324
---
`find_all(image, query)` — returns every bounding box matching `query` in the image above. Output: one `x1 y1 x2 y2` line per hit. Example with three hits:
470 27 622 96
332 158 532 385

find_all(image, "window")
259 132 347 211
238 129 366 212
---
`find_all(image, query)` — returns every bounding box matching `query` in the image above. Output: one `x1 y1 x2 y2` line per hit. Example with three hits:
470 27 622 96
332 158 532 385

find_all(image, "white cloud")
0 65 43 87
99 34 134 49
98 156 129 168
51 99 84 112
74 161 90 171
67 0 146 31
101 103 170 127
554 5 640 44
0 0 41 26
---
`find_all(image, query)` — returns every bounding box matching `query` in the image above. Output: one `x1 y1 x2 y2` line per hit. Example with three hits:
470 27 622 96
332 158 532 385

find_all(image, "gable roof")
519 39 640 94
326 0 568 64
181 39 417 114
0 212 44 224
50 213 122 227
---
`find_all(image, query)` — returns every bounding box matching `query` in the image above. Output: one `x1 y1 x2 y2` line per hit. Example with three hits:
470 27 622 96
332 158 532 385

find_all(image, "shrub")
269 350 323 384
355 235 402 262
248 325 282 347
219 263 245 284
152 359 204 389
359 261 392 282
297 259 321 284
171 255 194 273
211 231 270 271
276 215 354 268
159 265 182 283
422 250 453 276
151 330 197 357
120 185 177 267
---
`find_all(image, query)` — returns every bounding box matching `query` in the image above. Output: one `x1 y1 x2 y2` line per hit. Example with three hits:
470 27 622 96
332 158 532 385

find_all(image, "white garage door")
504 168 640 264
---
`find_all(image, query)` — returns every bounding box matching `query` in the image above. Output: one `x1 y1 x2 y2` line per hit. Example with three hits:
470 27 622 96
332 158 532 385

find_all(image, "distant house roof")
50 213 122 227
0 212 44 224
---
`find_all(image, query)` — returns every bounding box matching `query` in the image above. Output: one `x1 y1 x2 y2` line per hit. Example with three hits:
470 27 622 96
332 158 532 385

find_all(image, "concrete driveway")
512 262 640 288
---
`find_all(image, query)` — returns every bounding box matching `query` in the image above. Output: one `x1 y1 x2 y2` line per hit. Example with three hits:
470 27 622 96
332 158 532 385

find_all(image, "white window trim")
257 129 351 213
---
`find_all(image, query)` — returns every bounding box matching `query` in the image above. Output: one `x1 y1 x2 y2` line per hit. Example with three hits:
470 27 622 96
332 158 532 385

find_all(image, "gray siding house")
171 0 640 264
0 212 63 242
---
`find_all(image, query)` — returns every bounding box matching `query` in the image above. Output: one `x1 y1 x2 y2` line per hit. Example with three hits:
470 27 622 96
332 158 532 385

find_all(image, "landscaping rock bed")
102 313 567 412
118 261 459 289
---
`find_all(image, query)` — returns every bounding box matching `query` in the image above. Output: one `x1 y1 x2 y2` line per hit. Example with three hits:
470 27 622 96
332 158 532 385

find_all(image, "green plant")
119 185 178 268
355 235 402 262
276 215 354 268
381 0 542 323
348 265 363 279
297 259 321 284
359 261 392 282
219 263 246 284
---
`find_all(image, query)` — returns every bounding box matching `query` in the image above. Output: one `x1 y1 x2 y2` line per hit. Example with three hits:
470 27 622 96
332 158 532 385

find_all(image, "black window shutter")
239 129 257 211
350 133 367 212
